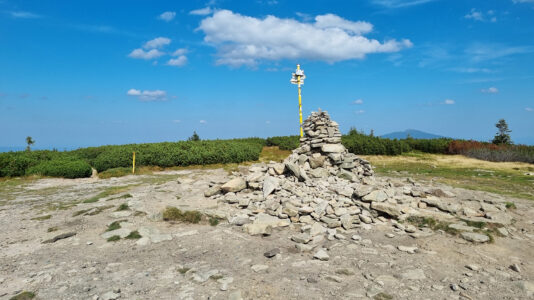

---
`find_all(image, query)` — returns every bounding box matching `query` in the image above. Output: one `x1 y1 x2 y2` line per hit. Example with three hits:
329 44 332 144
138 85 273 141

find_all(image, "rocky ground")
1 166 533 300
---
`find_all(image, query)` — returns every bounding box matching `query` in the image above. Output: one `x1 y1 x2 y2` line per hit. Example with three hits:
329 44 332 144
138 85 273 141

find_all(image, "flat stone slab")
400 269 426 280
101 228 132 239
461 232 489 243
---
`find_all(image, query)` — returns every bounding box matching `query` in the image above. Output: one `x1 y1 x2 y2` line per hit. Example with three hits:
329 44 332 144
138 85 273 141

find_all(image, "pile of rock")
204 111 514 243
287 110 374 182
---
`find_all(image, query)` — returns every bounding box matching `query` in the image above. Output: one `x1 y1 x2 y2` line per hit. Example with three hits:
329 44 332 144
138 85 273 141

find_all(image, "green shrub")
266 135 300 150
26 159 92 178
0 138 265 178
162 207 202 223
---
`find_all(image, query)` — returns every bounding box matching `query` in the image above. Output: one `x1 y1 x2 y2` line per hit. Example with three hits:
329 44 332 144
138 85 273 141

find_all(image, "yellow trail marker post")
132 152 136 174
290 64 306 137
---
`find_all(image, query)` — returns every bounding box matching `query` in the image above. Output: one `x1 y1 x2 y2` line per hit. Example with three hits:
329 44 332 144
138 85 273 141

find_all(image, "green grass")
107 235 121 242
83 185 137 203
406 216 460 235
10 291 35 300
407 216 501 243
505 201 517 209
209 217 220 226
125 230 141 239
31 214 51 221
105 220 126 232
116 203 129 211
47 226 58 232
364 152 534 201
178 267 191 274
210 274 224 280
72 205 114 217
162 207 202 223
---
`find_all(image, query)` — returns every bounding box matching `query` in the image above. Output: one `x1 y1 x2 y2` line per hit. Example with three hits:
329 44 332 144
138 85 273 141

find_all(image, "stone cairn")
286 110 374 182
204 110 513 245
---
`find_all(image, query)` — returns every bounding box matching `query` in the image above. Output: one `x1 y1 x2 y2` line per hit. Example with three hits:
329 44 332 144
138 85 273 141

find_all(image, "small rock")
291 233 311 244
397 245 418 254
101 291 120 300
460 232 489 243
352 235 362 241
264 248 280 258
465 265 479 271
325 275 343 283
510 263 521 273
400 269 426 280
221 178 247 193
43 232 77 244
251 264 269 273
228 290 243 300
313 249 330 261
450 283 460 291
497 227 509 237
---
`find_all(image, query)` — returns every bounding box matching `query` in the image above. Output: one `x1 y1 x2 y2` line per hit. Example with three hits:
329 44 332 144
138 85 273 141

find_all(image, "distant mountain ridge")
381 129 447 140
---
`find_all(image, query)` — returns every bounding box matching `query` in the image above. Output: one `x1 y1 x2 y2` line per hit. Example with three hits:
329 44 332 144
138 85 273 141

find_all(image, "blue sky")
1 0 533 149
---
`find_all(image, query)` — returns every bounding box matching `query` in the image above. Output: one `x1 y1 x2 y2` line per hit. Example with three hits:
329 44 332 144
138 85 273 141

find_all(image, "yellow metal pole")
132 152 136 174
297 64 303 137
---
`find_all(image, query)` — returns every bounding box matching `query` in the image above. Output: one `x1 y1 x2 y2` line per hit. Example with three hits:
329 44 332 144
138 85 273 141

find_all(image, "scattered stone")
204 185 221 197
397 245 418 254
460 232 489 243
465 265 479 271
510 263 521 273
291 233 311 244
324 275 343 283
243 224 272 236
264 248 280 258
43 232 76 244
221 178 247 193
101 291 120 300
400 269 426 280
262 176 279 198
228 290 243 300
313 249 329 261
497 227 509 237
251 264 269 273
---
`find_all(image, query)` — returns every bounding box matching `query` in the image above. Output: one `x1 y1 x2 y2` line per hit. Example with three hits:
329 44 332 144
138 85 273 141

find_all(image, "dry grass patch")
363 152 534 200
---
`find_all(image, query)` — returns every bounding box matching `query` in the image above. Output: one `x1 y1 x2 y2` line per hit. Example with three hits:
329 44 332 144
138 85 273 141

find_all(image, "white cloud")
158 11 176 22
266 120 271 124
465 9 484 21
481 87 499 93
353 99 364 104
198 10 412 67
127 89 167 101
450 67 493 73
444 99 455 105
128 48 164 60
525 107 533 112
466 43 533 62
295 12 312 22
200 120 207 124
464 9 497 22
172 119 181 123
144 37 171 49
371 0 436 8
167 55 188 67
355 109 365 114
9 11 41 18
190 7 213 15
172 48 188 56
314 14 373 35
